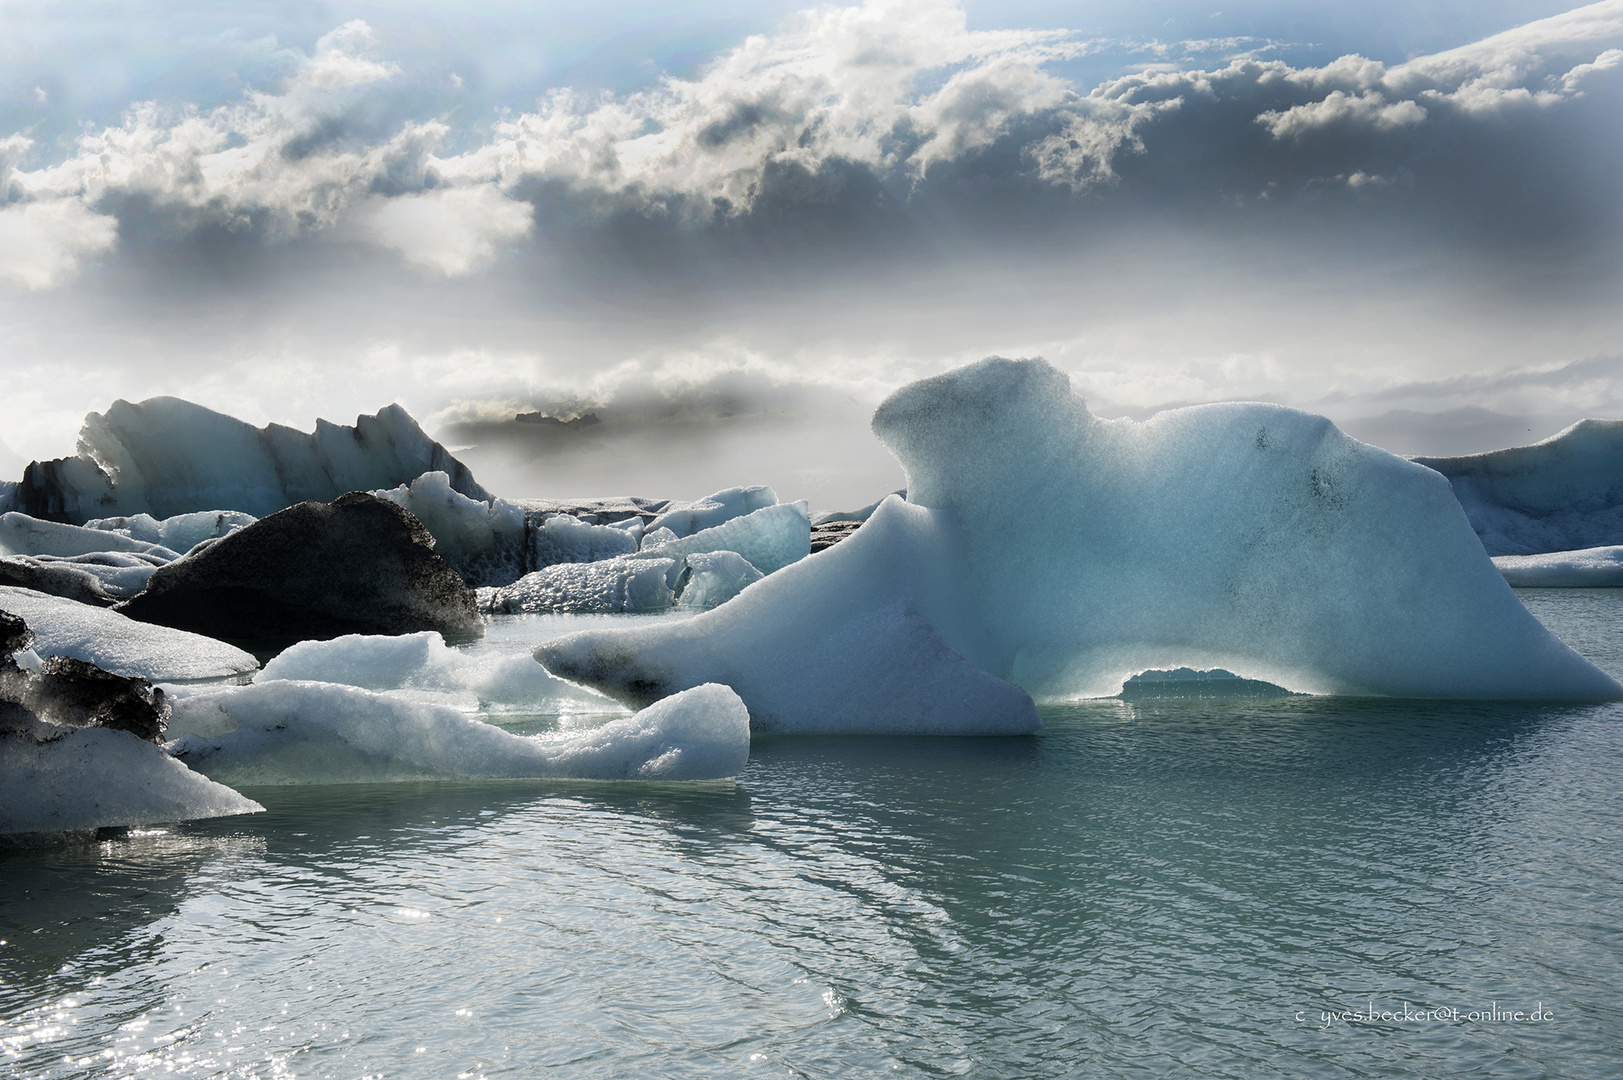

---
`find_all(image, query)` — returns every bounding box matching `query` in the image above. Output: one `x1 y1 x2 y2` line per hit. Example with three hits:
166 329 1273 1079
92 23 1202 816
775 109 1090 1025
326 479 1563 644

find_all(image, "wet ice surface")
3 591 1622 1079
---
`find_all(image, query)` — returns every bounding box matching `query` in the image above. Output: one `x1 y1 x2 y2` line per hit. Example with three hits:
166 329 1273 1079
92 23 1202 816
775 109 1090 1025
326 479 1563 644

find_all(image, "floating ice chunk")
531 513 640 569
540 358 1620 708
4 397 489 524
538 501 1041 734
0 585 260 682
638 502 811 576
677 551 764 609
1416 420 1623 556
1494 546 1623 587
84 510 257 556
480 557 677 615
256 631 614 709
0 513 180 560
644 486 778 539
1 721 262 835
168 681 749 783
372 471 526 586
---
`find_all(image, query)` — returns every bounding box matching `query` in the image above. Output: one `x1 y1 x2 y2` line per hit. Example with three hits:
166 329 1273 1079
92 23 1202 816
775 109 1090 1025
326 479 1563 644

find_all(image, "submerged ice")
539 358 1620 718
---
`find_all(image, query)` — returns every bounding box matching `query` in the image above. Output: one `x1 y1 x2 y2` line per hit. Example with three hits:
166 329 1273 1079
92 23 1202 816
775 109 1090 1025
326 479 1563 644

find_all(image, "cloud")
348 185 534 276
4 0 1622 288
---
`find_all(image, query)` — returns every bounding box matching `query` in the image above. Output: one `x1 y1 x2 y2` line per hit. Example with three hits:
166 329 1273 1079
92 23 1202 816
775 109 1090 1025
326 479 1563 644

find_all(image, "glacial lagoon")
3 588 1622 1078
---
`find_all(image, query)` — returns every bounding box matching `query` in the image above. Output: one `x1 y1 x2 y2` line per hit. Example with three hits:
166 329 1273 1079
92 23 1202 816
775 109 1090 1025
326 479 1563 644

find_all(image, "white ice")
538 358 1620 717
677 551 764 610
481 557 678 614
1415 419 1623 556
1 720 262 834
645 486 777 539
0 513 180 560
84 510 257 555
1494 546 1623 587
638 501 811 577
167 681 749 783
372 471 526 585
531 513 640 569
252 630 616 712
0 585 260 681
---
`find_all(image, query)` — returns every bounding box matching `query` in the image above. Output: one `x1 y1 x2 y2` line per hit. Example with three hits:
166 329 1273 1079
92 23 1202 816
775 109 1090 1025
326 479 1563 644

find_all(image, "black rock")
809 520 865 553
116 491 483 646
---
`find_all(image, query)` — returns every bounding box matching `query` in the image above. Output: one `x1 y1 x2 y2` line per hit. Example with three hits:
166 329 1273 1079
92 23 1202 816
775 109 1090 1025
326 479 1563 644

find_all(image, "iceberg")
256 630 615 710
676 551 764 610
0 512 180 561
0 585 260 681
5 397 489 524
480 557 677 615
637 501 811 577
1 720 262 834
1494 546 1623 587
538 358 1620 718
1415 420 1623 556
84 510 257 556
645 486 778 539
530 513 641 569
372 471 526 586
168 681 750 783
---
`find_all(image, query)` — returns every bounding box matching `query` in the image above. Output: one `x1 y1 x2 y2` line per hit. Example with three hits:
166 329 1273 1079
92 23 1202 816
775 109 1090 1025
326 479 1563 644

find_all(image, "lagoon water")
4 590 1622 1078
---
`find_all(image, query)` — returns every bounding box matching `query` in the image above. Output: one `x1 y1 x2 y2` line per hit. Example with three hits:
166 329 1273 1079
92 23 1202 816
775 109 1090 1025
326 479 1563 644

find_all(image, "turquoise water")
4 590 1622 1078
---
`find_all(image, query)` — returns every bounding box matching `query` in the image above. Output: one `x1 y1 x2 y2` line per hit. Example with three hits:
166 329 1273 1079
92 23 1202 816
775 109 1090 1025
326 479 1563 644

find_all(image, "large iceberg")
0 585 260 682
4 398 489 524
538 358 1620 719
638 501 811 577
480 557 678 615
1416 420 1623 556
168 681 749 783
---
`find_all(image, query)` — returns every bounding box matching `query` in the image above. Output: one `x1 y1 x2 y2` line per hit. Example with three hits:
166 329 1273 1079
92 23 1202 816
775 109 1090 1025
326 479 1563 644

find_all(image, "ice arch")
538 358 1619 730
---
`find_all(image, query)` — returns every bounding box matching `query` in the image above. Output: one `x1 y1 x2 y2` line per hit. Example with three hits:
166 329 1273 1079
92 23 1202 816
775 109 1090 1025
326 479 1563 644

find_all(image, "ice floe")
168 681 749 783
2 720 262 834
1494 546 1623 587
0 585 259 682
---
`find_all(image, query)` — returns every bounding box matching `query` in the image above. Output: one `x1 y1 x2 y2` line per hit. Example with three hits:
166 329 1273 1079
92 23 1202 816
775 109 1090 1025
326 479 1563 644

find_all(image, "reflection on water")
2 591 1621 1078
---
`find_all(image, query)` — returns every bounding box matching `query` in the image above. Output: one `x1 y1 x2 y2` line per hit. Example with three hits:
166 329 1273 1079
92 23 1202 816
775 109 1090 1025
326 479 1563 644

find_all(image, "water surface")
3 590 1621 1078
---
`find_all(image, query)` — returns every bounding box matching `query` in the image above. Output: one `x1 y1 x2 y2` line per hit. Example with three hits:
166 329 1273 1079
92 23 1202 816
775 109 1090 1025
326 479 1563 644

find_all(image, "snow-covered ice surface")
1494 546 1623 587
0 721 262 834
540 358 1620 712
638 501 810 577
0 585 260 682
371 472 526 586
168 681 749 784
1 397 489 524
1416 419 1623 556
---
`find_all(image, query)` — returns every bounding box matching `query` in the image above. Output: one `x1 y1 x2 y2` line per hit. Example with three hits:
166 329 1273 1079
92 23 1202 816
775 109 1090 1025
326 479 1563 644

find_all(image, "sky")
1 0 1619 506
